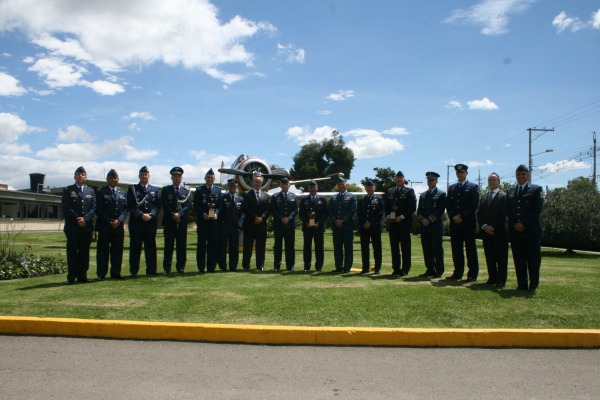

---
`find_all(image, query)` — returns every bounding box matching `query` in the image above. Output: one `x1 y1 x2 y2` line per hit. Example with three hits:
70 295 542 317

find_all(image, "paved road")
1 335 599 399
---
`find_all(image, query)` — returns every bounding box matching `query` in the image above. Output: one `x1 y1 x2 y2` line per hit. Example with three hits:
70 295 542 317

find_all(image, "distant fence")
0 220 64 232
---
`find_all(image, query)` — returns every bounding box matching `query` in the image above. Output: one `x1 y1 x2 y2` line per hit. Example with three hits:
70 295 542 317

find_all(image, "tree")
368 167 396 192
290 130 356 185
541 177 600 252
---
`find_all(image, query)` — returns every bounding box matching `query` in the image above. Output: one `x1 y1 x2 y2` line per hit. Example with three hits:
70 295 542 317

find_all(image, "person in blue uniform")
299 180 328 272
504 165 544 295
95 169 127 280
242 173 271 271
328 177 357 273
417 172 447 278
271 177 298 271
127 166 161 277
477 172 508 288
357 179 384 274
162 167 192 275
62 166 96 284
218 179 245 271
446 163 479 281
384 171 417 276
194 168 222 273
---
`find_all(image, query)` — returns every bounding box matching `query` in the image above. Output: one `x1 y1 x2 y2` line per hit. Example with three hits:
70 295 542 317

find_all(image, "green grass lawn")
1 230 599 329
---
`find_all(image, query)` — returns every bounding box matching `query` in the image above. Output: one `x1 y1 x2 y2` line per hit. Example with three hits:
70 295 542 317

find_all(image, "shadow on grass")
17 280 99 290
541 250 600 259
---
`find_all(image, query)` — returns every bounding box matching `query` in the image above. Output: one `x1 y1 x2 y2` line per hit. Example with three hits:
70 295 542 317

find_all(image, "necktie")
312 196 315 204
487 191 493 205
517 186 522 196
256 190 260 201
175 186 179 197
112 188 117 199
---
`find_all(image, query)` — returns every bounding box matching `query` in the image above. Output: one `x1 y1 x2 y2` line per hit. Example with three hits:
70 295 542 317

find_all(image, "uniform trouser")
360 228 382 272
129 223 158 275
196 221 219 272
96 228 124 278
332 224 354 271
388 224 412 274
510 236 541 291
482 234 509 285
420 229 444 275
220 224 240 271
163 223 187 273
273 227 295 270
303 228 324 270
242 228 267 269
65 230 92 282
449 225 479 278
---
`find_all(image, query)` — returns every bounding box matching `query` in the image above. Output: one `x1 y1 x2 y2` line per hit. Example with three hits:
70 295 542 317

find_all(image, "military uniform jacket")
194 185 222 223
243 190 271 232
62 184 96 234
477 190 507 237
127 183 161 226
504 183 544 239
328 191 357 228
357 194 384 233
447 180 479 229
417 188 447 232
95 185 128 233
384 185 417 227
161 185 192 228
299 194 328 231
271 191 298 230
219 192 245 228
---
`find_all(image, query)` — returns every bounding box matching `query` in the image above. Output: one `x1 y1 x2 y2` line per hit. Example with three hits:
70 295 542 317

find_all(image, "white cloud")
467 97 499 110
0 71 27 96
327 90 355 101
0 142 31 155
57 125 93 143
0 112 42 142
445 100 464 110
286 125 337 145
552 9 600 33
445 0 536 35
128 123 140 131
83 80 125 95
189 149 236 178
383 127 410 135
277 42 305 64
318 110 332 115
468 160 494 167
538 159 588 173
121 145 159 161
0 0 277 88
125 112 157 121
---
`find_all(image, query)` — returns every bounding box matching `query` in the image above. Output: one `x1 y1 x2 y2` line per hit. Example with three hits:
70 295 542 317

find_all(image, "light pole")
527 127 554 182
530 149 553 183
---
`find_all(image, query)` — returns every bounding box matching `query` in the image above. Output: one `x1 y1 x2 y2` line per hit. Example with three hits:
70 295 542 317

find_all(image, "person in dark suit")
417 172 447 278
384 170 417 276
299 180 328 272
95 169 127 280
218 179 245 271
357 179 384 274
446 163 480 281
271 177 298 271
162 167 192 274
127 166 161 277
504 164 544 295
328 177 357 273
194 168 222 273
242 173 271 271
477 172 508 288
62 166 96 284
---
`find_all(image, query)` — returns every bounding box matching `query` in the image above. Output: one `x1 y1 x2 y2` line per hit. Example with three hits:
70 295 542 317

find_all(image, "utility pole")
528 127 554 183
446 165 454 193
593 131 597 193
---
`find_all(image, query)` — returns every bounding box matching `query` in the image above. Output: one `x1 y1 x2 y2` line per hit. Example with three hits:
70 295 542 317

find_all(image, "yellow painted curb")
1 316 599 347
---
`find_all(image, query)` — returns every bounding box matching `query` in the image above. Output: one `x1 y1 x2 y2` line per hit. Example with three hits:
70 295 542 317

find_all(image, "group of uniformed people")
62 162 544 294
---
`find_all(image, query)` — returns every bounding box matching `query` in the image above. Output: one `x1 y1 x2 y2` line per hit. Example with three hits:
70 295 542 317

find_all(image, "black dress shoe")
130 274 137 278
374 270 380 275
516 286 528 291
391 270 401 276
177 269 185 274
258 267 264 271
466 277 477 282
360 270 369 274
65 280 74 285
78 278 90 283
529 289 537 296
111 275 124 280
418 273 430 277
315 268 322 272
485 280 497 285
97 276 105 281
496 283 505 289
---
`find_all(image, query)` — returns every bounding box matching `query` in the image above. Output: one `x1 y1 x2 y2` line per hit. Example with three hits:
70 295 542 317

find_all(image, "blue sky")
0 0 599 194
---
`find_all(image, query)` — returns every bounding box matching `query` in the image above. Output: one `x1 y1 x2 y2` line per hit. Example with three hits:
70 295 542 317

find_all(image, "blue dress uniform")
298 181 328 271
417 172 447 277
162 167 192 274
95 169 128 280
218 180 245 271
127 166 161 277
504 165 544 293
328 179 357 272
194 175 222 273
384 171 417 276
271 178 298 271
446 164 479 280
62 166 96 284
357 180 384 273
